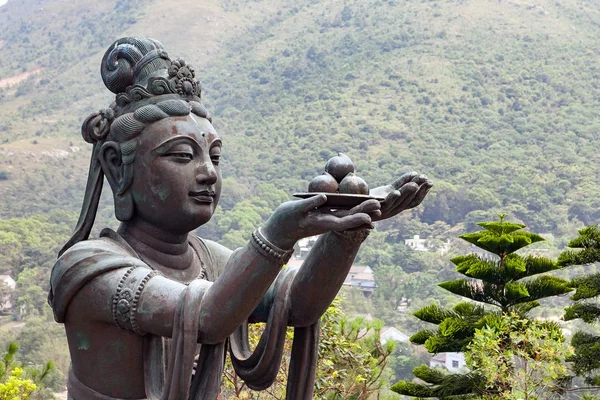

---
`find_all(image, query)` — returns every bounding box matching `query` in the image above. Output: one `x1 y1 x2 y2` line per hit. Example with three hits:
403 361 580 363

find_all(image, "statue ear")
98 141 123 192
98 142 134 221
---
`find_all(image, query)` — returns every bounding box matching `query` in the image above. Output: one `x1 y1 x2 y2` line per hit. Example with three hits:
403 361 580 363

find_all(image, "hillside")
3 0 600 391
1 0 600 239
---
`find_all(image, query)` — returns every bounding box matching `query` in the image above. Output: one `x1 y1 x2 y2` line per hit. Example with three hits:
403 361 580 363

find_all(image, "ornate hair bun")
100 37 203 109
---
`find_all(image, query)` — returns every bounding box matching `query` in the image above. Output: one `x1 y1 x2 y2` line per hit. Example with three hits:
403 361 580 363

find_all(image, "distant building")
405 235 431 251
380 327 409 345
290 236 377 296
344 265 377 296
295 236 319 259
430 352 467 372
0 275 15 313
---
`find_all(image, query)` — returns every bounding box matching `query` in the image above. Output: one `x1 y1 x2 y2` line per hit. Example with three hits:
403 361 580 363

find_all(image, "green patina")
152 184 171 201
132 191 148 204
76 331 90 350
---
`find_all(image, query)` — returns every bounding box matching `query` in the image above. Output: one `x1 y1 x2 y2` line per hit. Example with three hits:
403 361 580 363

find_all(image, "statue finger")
411 174 429 185
407 180 433 209
346 222 375 231
391 172 419 189
349 199 381 215
335 213 372 231
389 182 419 211
391 183 419 211
380 190 401 214
299 193 327 212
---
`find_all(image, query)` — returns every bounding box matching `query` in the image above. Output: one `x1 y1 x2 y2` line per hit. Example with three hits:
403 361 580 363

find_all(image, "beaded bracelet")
251 228 294 265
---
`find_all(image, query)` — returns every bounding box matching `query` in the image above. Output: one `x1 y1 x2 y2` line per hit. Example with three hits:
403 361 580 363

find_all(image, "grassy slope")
1 0 600 235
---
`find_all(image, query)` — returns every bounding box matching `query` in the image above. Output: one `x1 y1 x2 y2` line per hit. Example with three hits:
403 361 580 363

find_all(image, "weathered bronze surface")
48 37 433 400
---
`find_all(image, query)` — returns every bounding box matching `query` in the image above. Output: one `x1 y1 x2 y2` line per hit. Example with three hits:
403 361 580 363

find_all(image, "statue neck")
117 220 194 271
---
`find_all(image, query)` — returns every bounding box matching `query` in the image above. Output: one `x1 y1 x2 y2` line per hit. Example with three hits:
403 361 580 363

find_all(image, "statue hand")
369 172 433 221
261 195 381 250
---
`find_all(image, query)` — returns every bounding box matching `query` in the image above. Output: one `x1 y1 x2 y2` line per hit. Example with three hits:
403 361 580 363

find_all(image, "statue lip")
189 189 215 203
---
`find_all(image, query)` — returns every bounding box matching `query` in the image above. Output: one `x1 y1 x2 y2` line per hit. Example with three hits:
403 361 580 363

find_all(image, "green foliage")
221 299 395 399
558 225 600 387
0 341 56 400
393 216 572 397
465 314 571 400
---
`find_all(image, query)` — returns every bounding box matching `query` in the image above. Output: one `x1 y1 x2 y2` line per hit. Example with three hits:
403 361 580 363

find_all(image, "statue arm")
244 231 366 327
286 231 366 327
69 239 287 344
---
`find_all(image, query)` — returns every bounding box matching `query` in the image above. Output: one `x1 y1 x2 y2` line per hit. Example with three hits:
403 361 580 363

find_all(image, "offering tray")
293 192 385 209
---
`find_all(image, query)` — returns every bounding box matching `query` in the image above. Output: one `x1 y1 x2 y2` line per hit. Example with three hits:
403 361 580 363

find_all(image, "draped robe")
49 229 319 400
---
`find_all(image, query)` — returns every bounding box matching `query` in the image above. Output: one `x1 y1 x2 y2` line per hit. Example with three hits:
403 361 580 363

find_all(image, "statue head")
60 37 221 255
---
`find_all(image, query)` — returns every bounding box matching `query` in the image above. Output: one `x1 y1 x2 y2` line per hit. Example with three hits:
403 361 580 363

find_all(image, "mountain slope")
1 0 600 235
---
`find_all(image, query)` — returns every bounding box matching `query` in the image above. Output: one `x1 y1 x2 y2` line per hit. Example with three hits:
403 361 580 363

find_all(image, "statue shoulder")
49 235 149 323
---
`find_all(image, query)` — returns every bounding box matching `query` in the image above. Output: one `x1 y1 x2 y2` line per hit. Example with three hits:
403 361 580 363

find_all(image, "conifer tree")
392 215 572 398
557 225 600 386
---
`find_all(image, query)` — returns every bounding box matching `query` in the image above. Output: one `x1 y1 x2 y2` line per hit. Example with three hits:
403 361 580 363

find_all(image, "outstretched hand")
369 172 433 221
261 194 381 250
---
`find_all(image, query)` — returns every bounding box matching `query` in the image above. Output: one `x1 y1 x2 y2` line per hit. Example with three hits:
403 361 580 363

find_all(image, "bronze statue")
48 37 432 400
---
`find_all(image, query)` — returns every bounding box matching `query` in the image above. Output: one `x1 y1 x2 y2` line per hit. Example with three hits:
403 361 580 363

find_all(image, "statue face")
128 114 222 234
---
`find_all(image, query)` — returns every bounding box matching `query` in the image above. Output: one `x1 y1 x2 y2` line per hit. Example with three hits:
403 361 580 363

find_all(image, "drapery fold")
51 231 320 400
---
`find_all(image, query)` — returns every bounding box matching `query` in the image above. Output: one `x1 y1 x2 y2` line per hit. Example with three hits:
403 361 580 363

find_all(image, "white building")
430 352 467 372
404 235 432 251
0 275 15 313
380 327 409 345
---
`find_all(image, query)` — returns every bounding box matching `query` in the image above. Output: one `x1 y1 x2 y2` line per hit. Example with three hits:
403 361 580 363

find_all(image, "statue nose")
196 161 218 184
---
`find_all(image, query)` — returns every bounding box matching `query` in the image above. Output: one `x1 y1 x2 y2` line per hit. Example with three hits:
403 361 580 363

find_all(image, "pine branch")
508 301 540 315
566 225 600 249
410 329 436 345
452 302 488 318
564 303 600 323
425 330 472 354
453 255 505 283
518 255 560 278
459 230 544 255
568 331 600 384
476 221 526 235
391 367 481 398
516 276 571 304
391 380 434 397
503 281 530 304
414 305 458 324
570 273 600 300
413 364 447 384
438 279 501 307
558 249 600 267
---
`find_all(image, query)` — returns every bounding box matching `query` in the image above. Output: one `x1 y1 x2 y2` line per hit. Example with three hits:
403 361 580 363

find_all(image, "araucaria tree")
557 225 600 386
392 215 572 398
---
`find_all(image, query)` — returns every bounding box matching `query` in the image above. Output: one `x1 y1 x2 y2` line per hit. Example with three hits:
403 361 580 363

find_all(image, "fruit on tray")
308 153 369 195
308 173 339 193
339 173 369 195
324 152 355 183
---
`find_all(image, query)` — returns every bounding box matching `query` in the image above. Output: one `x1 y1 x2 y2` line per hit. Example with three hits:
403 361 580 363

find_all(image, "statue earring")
115 192 134 221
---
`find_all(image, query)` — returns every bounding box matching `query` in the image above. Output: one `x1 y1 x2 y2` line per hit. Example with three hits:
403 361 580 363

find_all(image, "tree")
392 215 572 398
557 225 600 386
0 341 55 400
465 314 571 400
220 299 395 399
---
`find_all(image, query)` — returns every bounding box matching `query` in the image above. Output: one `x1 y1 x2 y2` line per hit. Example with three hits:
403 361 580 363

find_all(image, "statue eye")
166 152 194 162
164 143 195 162
210 146 221 166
